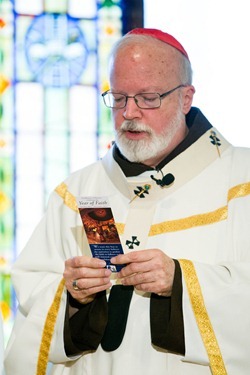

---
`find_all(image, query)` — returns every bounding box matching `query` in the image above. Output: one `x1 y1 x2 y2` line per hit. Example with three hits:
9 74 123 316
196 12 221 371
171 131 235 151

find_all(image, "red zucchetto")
126 28 189 61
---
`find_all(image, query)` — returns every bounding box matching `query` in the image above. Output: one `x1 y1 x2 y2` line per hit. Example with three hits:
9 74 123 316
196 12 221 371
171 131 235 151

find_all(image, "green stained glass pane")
0 88 13 131
0 273 12 308
0 209 14 252
0 157 14 252
44 0 68 13
98 0 121 7
0 157 13 190
0 270 13 331
0 29 14 78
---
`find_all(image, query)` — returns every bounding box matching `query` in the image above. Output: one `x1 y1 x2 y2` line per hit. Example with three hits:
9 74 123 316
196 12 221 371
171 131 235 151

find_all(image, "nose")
122 97 142 120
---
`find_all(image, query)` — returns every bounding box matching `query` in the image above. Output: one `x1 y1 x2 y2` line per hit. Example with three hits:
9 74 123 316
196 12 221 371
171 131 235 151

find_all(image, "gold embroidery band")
179 259 227 375
227 182 250 202
149 206 227 236
55 182 78 212
36 278 65 375
149 182 250 236
55 181 250 236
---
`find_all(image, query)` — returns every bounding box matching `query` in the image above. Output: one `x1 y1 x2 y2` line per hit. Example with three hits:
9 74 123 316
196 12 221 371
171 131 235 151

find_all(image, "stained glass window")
0 0 124 341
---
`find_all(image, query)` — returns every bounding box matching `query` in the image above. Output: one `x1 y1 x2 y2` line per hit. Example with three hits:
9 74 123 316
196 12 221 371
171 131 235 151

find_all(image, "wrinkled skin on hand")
63 256 112 304
111 249 175 296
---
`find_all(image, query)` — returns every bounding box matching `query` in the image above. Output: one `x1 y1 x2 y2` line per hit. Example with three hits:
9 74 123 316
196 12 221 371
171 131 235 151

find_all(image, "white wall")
144 0 250 146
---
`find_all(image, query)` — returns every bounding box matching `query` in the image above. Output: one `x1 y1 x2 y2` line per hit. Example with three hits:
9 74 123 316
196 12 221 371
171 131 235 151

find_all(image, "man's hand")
111 249 175 297
63 256 112 304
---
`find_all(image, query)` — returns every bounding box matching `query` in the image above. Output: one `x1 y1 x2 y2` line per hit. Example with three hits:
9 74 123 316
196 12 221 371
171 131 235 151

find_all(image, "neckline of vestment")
102 126 231 204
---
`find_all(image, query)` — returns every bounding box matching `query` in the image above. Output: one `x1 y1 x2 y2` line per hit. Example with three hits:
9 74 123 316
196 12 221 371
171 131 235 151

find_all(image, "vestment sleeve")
180 261 250 372
179 188 250 372
64 291 108 355
150 259 185 355
4 190 85 374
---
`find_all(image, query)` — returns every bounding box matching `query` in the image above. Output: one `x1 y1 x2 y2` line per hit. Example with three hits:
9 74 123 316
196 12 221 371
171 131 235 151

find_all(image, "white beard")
115 110 184 163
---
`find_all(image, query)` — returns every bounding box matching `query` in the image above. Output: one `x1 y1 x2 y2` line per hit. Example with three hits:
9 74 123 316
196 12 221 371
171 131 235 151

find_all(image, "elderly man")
5 28 250 375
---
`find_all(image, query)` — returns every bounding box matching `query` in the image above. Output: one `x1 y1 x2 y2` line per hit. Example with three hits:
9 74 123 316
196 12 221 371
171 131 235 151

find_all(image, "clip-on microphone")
150 170 175 187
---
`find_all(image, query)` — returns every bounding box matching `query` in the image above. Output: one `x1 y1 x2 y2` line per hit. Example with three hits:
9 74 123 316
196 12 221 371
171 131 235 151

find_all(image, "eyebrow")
109 87 166 94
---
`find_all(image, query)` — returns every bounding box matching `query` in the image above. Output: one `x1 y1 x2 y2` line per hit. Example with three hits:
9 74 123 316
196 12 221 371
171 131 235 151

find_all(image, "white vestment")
4 125 250 375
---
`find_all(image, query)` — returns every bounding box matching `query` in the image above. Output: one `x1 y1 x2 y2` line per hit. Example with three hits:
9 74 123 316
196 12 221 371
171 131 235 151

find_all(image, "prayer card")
77 197 124 272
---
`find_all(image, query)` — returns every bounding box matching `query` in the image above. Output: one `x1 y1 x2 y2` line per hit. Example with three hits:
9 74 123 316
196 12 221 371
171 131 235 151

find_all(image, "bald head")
109 33 193 87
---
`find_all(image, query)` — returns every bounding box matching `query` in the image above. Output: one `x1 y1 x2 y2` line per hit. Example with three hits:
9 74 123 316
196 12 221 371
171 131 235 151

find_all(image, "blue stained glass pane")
15 16 36 81
24 13 88 87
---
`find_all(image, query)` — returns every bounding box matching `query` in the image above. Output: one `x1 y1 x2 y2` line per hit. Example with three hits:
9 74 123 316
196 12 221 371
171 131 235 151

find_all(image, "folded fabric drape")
101 285 134 351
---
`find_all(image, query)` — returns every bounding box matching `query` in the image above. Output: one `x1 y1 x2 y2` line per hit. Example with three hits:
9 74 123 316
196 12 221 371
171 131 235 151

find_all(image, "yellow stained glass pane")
44 0 68 13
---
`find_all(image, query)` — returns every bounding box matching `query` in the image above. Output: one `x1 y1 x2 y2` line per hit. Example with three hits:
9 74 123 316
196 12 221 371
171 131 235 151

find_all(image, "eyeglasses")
101 84 186 109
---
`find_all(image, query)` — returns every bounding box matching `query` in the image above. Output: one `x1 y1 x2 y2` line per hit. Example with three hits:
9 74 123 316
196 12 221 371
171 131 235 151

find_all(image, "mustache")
119 121 153 134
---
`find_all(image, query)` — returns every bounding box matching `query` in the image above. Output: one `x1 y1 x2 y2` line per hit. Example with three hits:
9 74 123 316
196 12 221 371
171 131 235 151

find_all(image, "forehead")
109 39 180 90
110 38 180 78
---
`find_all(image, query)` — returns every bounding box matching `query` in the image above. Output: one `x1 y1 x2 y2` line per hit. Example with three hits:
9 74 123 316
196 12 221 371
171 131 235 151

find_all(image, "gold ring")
72 279 80 291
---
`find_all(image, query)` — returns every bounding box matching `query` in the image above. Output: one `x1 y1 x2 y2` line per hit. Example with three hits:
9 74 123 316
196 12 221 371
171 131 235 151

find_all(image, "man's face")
109 40 194 167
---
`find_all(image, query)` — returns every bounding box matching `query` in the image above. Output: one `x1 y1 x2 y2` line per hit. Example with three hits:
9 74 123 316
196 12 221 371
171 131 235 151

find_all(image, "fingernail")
98 260 106 267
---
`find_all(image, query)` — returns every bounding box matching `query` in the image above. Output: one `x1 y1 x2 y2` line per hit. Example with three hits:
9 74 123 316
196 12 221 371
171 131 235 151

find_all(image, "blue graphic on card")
89 243 124 272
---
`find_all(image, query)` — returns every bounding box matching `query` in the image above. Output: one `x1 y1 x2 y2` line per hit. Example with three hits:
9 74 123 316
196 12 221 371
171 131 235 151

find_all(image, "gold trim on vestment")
149 182 250 236
179 259 227 375
55 181 250 236
36 278 65 375
149 206 228 236
227 182 250 202
55 182 79 212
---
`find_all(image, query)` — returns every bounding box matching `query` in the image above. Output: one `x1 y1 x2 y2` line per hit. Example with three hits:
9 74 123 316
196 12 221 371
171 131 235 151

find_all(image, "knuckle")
136 283 146 291
79 268 88 278
129 263 138 273
73 256 81 267
137 272 146 282
129 252 139 261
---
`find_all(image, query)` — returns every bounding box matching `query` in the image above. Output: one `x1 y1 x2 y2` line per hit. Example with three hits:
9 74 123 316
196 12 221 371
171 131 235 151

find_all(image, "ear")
182 85 195 114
